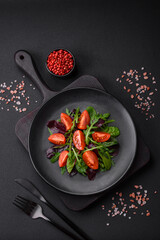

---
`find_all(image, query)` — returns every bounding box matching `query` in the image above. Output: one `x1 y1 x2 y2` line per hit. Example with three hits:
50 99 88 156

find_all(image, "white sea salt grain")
16 101 21 105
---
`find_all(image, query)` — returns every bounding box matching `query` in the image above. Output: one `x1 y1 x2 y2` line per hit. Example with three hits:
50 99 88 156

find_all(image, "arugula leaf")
89 137 118 149
85 107 103 144
100 125 109 132
66 108 71 116
83 145 103 152
101 139 118 148
50 152 60 163
107 126 120 137
75 160 88 175
70 107 80 132
61 166 66 175
101 113 110 120
48 128 53 135
72 147 81 165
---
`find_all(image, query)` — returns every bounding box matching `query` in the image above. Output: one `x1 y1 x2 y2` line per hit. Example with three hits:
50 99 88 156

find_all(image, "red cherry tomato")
60 113 73 131
73 130 86 150
82 151 99 170
92 132 111 142
77 110 90 130
59 150 69 167
48 133 66 145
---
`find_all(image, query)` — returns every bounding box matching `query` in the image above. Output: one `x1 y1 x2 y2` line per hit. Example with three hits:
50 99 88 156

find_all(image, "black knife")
14 178 91 240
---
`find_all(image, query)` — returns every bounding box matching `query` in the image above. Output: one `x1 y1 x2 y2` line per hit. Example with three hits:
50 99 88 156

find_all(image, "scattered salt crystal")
16 101 21 105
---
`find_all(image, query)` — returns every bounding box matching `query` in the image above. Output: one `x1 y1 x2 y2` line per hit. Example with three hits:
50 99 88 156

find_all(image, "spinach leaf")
107 126 120 137
86 106 96 121
66 152 75 173
50 152 60 163
99 151 112 170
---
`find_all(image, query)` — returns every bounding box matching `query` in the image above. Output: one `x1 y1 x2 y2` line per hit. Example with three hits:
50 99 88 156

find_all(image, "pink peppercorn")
47 49 74 76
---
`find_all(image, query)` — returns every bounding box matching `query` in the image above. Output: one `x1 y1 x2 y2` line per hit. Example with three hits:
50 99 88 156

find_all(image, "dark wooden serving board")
15 50 150 211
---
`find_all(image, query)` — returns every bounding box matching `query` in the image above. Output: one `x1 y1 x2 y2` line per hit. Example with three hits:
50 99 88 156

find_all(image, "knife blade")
15 178 91 240
15 178 47 203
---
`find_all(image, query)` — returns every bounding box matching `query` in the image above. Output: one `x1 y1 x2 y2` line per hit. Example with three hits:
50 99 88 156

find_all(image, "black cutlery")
13 195 82 240
15 178 91 240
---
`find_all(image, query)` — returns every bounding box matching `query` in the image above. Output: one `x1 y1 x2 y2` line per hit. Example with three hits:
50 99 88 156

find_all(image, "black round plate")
29 88 137 195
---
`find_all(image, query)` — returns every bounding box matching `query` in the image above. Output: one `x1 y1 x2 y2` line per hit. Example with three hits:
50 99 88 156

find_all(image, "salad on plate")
46 107 120 180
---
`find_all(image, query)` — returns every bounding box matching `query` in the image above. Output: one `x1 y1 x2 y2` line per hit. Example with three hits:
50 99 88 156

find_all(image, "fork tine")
17 195 36 206
13 201 26 211
15 197 27 206
13 200 33 215
16 196 36 208
14 198 32 211
13 195 36 216
17 195 28 202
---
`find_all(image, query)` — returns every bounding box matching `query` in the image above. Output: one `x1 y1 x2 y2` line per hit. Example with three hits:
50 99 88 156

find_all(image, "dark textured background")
0 1 160 239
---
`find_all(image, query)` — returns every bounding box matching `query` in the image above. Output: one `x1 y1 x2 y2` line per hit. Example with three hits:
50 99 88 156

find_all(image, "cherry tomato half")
61 113 73 131
77 110 90 130
73 130 86 150
59 150 69 167
82 150 99 170
48 133 66 145
92 132 111 142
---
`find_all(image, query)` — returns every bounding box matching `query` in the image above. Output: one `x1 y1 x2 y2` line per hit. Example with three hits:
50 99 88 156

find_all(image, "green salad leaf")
75 160 88 175
61 166 66 175
107 126 120 137
67 152 75 173
48 127 53 135
50 152 60 163
66 108 71 116
85 107 102 144
98 151 112 170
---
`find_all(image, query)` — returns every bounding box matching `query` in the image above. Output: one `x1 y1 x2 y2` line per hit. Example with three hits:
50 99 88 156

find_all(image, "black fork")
13 195 83 240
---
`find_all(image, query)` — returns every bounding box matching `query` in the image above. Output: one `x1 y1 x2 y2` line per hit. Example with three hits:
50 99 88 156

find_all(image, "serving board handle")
14 50 53 102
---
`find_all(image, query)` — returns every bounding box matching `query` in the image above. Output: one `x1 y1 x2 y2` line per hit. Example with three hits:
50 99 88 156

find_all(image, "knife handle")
46 201 91 240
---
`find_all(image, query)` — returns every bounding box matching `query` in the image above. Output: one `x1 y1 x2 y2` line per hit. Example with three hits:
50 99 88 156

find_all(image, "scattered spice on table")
116 67 157 120
47 49 74 76
0 76 39 113
101 185 158 226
